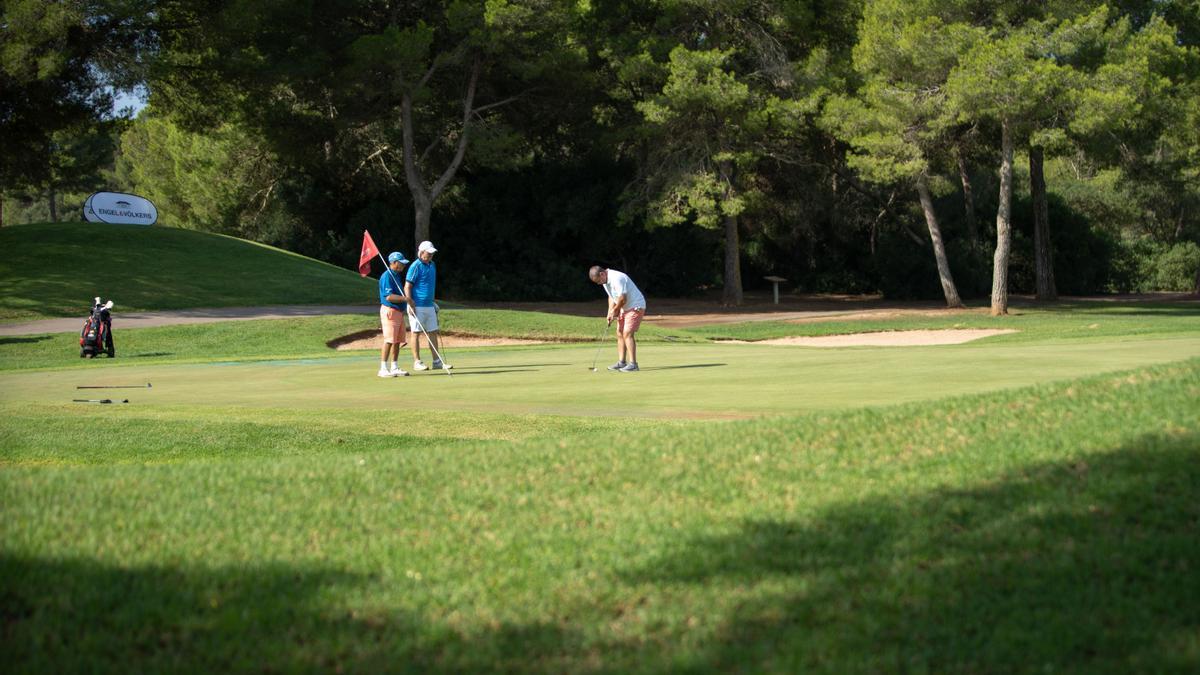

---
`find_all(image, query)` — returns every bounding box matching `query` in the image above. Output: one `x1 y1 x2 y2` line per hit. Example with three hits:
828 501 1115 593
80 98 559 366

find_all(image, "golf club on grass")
432 303 450 367
589 321 612 372
77 383 152 389
73 398 129 404
408 308 452 377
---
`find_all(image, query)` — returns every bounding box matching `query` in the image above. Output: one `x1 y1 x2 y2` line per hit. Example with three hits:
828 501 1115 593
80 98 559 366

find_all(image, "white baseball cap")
418 240 437 254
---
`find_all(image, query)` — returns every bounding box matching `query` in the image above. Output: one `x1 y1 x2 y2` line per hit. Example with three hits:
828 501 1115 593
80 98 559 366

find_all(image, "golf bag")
79 297 115 358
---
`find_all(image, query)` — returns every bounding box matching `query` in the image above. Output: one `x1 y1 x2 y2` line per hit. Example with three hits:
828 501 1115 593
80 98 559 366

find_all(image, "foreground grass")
2 359 1198 672
0 403 688 466
0 222 375 321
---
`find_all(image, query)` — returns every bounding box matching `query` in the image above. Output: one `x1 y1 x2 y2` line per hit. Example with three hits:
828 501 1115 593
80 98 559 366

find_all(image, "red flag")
358 230 380 277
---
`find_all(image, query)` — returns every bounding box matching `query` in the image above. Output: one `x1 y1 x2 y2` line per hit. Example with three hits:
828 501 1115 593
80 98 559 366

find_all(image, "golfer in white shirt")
589 266 646 372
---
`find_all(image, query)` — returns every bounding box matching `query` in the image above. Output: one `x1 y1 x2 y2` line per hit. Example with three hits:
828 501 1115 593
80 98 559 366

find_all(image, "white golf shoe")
412 360 428 371
389 365 409 377
377 368 396 378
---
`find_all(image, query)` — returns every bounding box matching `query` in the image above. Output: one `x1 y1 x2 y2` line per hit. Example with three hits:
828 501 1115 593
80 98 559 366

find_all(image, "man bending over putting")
589 265 646 372
405 240 452 371
378 251 410 377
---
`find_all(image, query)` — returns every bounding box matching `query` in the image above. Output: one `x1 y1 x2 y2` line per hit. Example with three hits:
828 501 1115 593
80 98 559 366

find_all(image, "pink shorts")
379 306 406 344
617 308 644 334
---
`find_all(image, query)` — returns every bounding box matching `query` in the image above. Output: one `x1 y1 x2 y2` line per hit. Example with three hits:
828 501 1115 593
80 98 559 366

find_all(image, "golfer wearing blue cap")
378 251 410 377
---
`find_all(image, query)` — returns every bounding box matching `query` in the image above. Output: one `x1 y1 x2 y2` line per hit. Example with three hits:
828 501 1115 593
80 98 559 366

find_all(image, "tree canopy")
6 0 1199 298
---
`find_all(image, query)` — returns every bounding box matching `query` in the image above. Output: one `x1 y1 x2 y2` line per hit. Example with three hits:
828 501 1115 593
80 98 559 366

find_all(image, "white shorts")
408 305 438 332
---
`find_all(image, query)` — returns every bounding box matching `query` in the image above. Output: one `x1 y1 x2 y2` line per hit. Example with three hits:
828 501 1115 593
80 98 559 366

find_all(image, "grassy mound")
0 222 375 321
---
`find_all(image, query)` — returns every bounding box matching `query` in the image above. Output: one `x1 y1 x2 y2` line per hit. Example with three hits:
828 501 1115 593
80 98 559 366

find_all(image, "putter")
589 321 612 372
433 303 450 366
77 383 152 389
73 398 129 404
407 308 452 377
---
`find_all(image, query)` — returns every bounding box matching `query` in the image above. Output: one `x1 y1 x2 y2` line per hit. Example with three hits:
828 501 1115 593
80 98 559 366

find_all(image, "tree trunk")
991 120 1014 316
956 147 978 243
48 188 58 223
722 212 743 305
718 159 743 305
1030 146 1057 301
399 58 481 252
916 177 964 308
413 198 431 249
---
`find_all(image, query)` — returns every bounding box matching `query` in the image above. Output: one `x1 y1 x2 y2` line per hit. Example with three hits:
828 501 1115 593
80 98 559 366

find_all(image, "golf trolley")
79 297 115 358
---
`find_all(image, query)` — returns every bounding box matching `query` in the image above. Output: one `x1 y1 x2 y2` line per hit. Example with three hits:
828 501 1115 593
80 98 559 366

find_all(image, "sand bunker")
720 328 1017 347
328 330 547 351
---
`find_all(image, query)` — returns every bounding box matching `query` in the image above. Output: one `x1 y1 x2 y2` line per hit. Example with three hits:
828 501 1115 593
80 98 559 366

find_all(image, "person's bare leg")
616 332 627 364
625 332 637 364
410 331 422 363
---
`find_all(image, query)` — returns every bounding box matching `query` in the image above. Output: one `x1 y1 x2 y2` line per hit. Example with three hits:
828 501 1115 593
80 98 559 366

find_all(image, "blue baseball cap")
387 251 409 264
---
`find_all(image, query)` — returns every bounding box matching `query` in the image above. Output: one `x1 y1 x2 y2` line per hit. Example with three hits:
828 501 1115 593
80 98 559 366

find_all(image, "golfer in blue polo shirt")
377 251 410 377
404 240 451 371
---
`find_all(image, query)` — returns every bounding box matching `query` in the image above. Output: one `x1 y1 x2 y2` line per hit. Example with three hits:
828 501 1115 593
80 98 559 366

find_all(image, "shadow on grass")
4 436 1196 673
451 363 571 369
0 556 584 674
1043 301 1200 317
624 433 1200 672
0 335 54 345
436 368 541 377
638 363 726 371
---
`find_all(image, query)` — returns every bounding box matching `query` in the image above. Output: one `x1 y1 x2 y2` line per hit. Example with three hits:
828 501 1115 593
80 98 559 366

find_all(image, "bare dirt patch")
328 330 548 351
718 328 1017 347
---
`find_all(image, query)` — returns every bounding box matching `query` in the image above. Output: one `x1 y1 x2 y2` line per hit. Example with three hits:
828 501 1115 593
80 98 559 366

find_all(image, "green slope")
0 222 377 321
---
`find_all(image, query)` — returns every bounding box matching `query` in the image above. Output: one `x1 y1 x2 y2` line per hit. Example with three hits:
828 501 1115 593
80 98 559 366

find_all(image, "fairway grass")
2 359 1197 672
3 335 1199 425
2 304 1199 672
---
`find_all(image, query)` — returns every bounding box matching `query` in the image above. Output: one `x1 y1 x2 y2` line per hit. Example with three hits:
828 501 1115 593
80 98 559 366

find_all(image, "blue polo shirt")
379 270 406 310
405 259 436 307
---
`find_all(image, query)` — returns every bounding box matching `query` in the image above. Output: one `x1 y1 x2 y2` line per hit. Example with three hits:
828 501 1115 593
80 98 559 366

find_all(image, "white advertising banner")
84 192 158 225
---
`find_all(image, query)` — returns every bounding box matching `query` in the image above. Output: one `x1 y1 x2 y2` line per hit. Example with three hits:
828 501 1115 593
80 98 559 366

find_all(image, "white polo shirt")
603 269 646 311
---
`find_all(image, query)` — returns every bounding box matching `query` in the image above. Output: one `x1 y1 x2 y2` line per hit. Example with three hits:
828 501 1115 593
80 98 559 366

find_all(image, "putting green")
3 335 1199 418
